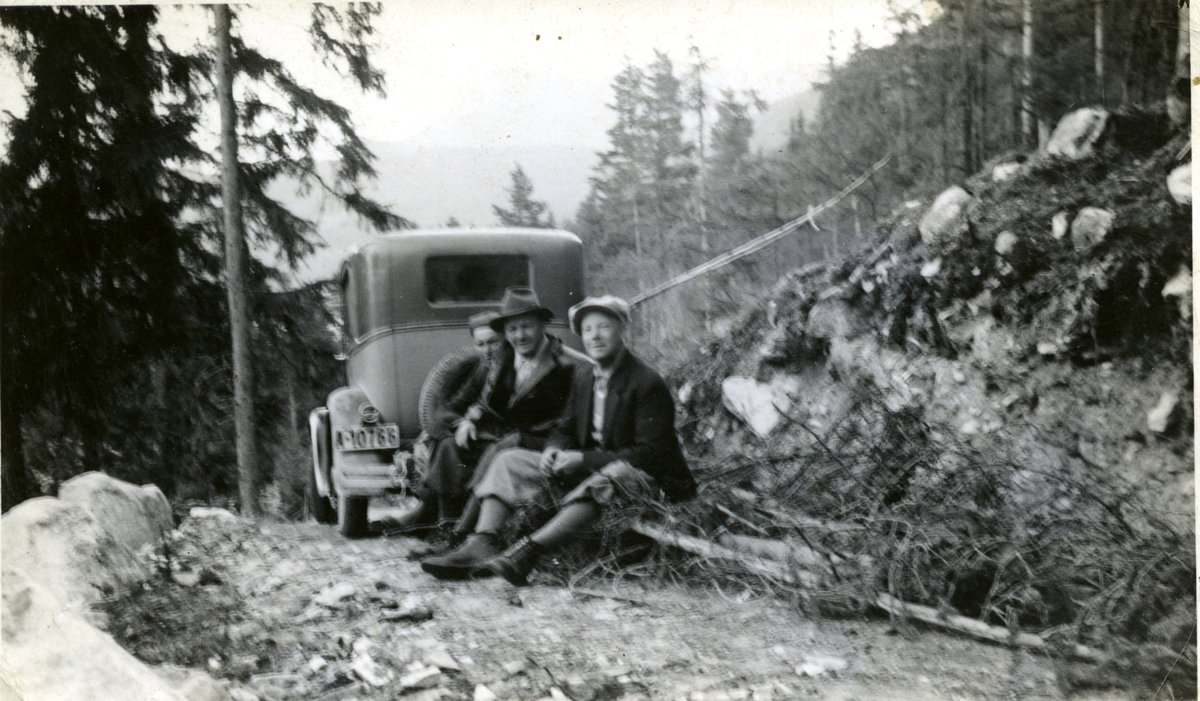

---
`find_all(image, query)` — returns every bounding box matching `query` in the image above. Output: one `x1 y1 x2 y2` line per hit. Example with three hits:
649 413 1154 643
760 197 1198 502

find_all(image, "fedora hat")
568 295 630 336
490 287 555 331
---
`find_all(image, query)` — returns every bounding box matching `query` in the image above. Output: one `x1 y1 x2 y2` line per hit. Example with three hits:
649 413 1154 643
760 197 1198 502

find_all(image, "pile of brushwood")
569 108 1194 699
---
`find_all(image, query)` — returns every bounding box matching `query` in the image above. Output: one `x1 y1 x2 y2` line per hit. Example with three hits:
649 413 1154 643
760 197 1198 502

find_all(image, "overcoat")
431 334 584 451
548 350 697 502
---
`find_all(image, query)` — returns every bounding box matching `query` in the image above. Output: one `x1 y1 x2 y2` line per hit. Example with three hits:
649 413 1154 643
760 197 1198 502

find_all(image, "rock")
918 186 973 251
380 600 434 622
992 162 1021 181
172 570 201 587
1069 207 1115 251
156 665 235 701
399 664 441 689
1045 107 1108 159
2 497 148 623
721 376 790 438
1147 391 1179 433
227 688 260 701
313 582 357 608
1161 266 1192 320
1166 163 1190 204
474 685 500 701
1 567 189 701
58 472 173 557
1051 211 1070 239
351 652 394 687
794 654 849 677
502 659 528 677
189 506 239 522
920 258 942 278
426 648 461 671
994 231 1018 255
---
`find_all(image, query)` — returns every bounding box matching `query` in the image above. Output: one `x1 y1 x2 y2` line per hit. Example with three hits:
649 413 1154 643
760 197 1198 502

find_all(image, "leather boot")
482 536 544 586
420 532 500 580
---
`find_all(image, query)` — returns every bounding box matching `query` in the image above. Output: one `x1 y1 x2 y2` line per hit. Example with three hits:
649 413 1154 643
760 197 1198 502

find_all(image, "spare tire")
418 346 484 434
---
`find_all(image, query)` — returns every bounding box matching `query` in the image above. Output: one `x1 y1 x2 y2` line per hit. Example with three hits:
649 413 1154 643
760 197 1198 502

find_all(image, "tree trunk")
960 6 976 176
1 390 34 512
1094 0 1105 105
1021 0 1034 149
215 5 260 516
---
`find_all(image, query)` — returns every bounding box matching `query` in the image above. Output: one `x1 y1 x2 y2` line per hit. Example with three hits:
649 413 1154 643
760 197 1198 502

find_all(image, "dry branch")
630 520 824 588
873 593 1104 663
633 519 1107 665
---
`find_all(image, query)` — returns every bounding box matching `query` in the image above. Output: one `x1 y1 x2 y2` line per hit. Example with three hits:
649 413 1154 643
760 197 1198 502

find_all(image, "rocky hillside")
662 106 1193 697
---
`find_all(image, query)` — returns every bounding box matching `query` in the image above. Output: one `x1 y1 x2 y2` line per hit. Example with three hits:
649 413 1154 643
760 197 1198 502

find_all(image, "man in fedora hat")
384 287 587 536
421 295 696 582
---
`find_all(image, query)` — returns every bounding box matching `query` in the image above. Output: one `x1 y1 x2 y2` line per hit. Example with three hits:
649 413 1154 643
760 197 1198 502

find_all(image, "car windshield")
425 255 530 303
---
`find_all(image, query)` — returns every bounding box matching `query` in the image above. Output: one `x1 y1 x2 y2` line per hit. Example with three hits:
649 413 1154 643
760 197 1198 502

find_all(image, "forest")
0 0 1186 515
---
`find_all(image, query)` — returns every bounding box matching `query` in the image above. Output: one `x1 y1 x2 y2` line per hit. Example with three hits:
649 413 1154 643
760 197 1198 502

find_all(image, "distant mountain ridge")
278 93 817 283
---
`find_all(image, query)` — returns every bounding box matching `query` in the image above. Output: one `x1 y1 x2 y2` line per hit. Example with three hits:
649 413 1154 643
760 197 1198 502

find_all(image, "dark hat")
568 295 631 336
467 311 501 333
490 287 554 331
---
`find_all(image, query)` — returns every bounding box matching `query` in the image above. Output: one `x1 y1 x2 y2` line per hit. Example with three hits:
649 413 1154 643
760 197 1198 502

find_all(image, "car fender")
309 407 332 497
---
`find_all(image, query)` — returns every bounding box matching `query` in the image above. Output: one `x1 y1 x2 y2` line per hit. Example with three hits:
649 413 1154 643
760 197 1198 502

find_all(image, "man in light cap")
383 288 585 536
421 295 697 582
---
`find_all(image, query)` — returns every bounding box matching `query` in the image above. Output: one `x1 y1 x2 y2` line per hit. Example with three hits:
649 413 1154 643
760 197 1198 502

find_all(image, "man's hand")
454 419 477 448
539 447 561 475
549 450 585 477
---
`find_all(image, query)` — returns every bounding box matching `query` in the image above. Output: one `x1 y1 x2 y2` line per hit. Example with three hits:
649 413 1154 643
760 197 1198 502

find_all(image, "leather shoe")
420 533 500 580
481 536 544 586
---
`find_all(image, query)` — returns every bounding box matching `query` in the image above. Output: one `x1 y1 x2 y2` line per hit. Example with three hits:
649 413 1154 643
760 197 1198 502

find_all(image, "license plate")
334 424 400 452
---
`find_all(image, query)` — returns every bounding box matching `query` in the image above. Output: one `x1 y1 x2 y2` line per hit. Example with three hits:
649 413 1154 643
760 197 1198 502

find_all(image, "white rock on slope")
918 186 973 251
1045 107 1108 159
58 470 173 557
1 568 195 701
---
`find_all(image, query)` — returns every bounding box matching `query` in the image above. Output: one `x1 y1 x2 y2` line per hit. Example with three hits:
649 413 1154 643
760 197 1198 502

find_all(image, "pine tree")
0 6 210 508
204 4 409 513
493 164 554 228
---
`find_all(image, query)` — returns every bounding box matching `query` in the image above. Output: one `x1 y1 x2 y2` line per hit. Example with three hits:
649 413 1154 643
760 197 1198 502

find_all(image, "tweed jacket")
432 334 586 450
548 349 697 502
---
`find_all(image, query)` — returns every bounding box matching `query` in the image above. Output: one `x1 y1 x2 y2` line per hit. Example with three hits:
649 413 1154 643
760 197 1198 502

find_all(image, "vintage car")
308 228 585 537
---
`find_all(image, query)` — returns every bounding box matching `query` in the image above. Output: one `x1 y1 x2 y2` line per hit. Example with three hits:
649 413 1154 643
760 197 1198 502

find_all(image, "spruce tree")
493 164 554 228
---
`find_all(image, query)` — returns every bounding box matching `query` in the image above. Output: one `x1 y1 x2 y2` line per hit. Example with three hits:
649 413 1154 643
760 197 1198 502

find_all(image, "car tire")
337 491 370 538
417 345 483 433
307 465 337 524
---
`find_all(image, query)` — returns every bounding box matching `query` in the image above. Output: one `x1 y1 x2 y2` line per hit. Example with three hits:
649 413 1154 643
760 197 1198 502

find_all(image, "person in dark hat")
382 288 587 537
420 295 696 583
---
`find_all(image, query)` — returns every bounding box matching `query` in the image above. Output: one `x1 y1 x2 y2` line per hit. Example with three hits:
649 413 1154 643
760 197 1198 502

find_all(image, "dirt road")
106 504 1118 701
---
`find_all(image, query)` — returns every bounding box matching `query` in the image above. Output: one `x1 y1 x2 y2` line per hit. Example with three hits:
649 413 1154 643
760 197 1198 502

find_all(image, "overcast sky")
0 1 925 279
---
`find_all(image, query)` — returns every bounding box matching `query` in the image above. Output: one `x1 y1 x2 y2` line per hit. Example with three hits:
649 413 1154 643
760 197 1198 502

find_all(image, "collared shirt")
590 350 624 445
512 336 548 395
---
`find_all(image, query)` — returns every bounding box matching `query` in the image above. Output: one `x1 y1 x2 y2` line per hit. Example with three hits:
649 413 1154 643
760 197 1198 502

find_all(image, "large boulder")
1166 163 1190 205
918 186 973 251
59 471 173 556
1 568 191 701
1045 107 1109 159
1 497 149 623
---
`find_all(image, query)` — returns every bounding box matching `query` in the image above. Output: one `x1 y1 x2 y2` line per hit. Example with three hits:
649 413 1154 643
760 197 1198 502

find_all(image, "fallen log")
873 593 1104 664
632 519 1106 665
630 520 825 588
